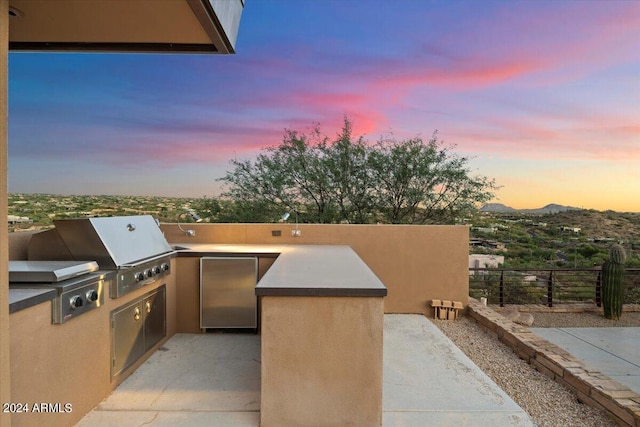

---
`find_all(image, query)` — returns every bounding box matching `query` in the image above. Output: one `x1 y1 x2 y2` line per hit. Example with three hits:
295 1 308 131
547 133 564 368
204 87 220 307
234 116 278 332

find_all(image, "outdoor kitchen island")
257 245 387 427
173 243 387 427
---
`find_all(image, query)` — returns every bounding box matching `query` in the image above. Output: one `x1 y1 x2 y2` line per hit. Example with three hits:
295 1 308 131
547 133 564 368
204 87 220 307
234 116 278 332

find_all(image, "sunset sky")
8 0 640 212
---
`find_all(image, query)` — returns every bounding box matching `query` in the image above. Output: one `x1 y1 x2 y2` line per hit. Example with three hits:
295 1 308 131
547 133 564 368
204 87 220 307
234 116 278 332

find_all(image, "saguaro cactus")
602 244 626 320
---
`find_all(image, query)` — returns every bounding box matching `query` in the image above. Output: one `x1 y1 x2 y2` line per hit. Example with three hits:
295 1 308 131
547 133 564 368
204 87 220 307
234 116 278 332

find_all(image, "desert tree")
219 118 497 224
367 132 497 223
220 124 336 223
322 118 375 223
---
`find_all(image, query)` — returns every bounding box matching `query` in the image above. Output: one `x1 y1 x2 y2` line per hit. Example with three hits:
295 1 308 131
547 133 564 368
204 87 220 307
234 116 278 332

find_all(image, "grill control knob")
145 269 153 278
86 289 99 303
161 263 170 272
70 295 84 310
135 272 145 282
152 266 161 275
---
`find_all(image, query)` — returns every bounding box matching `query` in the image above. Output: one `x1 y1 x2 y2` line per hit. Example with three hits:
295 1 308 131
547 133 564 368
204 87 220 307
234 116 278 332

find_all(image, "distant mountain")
523 204 582 214
480 203 517 213
480 203 581 214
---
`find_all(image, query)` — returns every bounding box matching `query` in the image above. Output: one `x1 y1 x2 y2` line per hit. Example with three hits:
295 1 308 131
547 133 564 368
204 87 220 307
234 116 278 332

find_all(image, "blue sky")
8 0 640 211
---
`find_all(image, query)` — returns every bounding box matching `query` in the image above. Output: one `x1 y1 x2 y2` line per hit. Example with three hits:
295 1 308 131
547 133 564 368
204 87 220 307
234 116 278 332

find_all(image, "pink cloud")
230 85 389 139
360 3 640 94
450 117 639 162
124 2 639 167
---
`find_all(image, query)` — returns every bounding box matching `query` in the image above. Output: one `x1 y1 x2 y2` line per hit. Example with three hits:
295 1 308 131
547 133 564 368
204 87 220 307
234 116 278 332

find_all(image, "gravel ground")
431 314 619 427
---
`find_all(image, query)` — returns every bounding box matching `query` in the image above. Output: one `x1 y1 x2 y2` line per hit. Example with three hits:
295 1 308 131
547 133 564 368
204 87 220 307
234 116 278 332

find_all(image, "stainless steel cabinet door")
111 300 144 378
144 286 166 352
111 285 166 379
200 257 257 329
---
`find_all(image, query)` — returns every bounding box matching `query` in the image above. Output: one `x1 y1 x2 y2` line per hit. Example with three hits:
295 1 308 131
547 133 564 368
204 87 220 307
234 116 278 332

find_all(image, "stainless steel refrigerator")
200 257 258 329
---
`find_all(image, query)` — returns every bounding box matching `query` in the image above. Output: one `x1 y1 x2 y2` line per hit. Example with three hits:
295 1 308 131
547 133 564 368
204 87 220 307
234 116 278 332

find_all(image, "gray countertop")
9 243 387 315
173 243 387 297
9 288 57 314
172 243 284 258
256 245 387 297
9 270 115 315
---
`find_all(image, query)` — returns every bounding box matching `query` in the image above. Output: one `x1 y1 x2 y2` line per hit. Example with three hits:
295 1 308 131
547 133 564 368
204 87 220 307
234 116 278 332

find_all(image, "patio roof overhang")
8 0 244 54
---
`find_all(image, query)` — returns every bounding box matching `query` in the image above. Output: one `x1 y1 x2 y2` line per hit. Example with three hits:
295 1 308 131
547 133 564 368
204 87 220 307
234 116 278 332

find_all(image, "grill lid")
9 260 99 283
28 215 173 269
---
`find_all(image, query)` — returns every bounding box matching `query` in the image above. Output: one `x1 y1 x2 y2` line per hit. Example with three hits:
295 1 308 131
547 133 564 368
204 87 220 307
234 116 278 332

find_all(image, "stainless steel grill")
9 260 99 282
9 260 111 324
28 215 175 298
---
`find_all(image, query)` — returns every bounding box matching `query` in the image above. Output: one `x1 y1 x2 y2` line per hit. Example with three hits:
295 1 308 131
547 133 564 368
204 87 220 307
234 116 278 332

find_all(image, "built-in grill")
9 260 111 324
27 215 175 299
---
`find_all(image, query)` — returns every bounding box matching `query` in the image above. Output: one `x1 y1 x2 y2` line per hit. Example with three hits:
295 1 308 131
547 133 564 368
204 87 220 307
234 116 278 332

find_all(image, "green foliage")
324 119 374 224
626 287 640 304
577 244 600 258
219 117 497 224
367 134 497 223
196 198 281 223
469 271 546 305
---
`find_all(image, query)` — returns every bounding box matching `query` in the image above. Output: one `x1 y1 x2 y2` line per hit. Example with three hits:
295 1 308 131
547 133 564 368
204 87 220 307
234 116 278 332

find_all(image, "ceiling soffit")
8 0 242 54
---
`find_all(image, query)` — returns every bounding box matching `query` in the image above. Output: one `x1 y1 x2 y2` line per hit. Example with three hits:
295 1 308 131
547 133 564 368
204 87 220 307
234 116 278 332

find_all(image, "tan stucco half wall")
7 230 38 260
8 262 177 427
162 223 469 316
260 295 384 427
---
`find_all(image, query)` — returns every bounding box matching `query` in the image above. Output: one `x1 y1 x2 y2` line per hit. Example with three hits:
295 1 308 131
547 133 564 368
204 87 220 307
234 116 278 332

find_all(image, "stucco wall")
175 255 276 333
260 295 384 427
162 223 469 316
7 229 38 260
1 2 10 425
8 262 177 427
10 301 111 427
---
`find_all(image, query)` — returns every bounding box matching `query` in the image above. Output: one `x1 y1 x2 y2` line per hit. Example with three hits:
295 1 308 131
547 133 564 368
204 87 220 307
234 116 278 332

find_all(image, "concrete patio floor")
77 314 533 426
531 326 640 394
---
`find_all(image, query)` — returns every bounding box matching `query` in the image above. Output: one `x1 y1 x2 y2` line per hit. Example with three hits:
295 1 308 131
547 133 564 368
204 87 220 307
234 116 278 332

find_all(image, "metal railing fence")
469 268 640 307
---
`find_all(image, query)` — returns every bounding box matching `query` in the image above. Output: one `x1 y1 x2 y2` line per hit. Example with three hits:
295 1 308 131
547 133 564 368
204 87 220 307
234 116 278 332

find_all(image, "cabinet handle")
133 306 141 321
145 301 152 314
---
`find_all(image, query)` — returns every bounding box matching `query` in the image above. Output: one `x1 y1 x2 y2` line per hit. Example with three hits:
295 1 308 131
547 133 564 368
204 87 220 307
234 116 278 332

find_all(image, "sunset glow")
8 1 640 212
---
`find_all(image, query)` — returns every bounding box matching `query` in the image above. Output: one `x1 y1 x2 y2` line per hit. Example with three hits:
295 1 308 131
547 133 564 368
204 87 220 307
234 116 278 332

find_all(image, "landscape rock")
500 307 534 326
514 312 534 326
502 306 520 321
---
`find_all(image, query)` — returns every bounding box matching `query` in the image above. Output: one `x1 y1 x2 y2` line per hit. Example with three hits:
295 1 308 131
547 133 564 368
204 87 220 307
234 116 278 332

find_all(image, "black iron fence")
469 268 640 307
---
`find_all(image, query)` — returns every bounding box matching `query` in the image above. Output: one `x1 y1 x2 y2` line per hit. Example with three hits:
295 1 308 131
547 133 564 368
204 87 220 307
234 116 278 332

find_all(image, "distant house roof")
8 215 31 224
